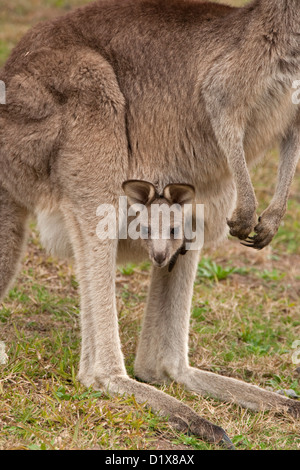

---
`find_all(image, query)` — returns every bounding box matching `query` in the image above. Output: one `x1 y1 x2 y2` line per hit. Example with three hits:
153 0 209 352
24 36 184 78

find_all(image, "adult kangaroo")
0 0 300 446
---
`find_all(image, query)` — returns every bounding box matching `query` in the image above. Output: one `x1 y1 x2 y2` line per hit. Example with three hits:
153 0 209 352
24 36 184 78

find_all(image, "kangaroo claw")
219 433 236 450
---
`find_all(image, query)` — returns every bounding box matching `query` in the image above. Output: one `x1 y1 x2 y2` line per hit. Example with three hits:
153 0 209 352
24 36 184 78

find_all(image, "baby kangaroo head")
122 180 195 271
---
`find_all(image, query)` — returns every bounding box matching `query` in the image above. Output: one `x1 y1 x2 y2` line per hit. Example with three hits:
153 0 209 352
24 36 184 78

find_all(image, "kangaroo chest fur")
3 1 300 189
1 0 300 245
68 1 300 179
61 1 300 187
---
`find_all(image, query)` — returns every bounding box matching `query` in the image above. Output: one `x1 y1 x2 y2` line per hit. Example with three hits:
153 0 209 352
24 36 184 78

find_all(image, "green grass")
197 257 248 281
0 40 12 65
0 0 300 452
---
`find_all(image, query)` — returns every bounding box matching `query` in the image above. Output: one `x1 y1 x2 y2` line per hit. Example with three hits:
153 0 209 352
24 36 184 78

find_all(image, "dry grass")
0 0 300 451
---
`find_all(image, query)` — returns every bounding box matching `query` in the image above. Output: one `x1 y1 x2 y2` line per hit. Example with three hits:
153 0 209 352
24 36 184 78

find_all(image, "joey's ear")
122 180 157 206
163 184 195 205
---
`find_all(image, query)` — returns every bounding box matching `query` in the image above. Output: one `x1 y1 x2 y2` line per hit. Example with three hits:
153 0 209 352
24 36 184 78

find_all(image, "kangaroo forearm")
241 129 300 250
225 146 258 239
230 153 257 208
271 132 300 213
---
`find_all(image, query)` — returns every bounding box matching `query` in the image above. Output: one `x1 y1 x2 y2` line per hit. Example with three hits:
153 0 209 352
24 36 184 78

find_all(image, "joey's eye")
141 226 149 238
171 227 180 237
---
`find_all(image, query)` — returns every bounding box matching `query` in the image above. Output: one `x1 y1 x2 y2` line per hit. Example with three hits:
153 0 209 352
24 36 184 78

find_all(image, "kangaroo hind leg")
0 186 29 300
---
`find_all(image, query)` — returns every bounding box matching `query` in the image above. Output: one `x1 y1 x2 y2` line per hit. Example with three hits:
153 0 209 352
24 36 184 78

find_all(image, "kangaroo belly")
37 211 73 259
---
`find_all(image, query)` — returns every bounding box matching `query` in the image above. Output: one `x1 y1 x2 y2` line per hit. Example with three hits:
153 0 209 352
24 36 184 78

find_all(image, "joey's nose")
154 252 167 266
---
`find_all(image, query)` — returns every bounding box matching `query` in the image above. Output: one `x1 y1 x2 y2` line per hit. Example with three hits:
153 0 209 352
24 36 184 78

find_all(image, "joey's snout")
149 240 171 267
152 251 167 267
